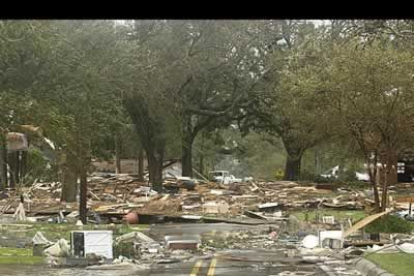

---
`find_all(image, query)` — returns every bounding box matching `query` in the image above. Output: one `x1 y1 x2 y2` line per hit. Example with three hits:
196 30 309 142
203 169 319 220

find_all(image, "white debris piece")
115 231 155 244
397 243 414 253
13 202 26 221
302 235 319 249
32 231 53 245
44 239 70 257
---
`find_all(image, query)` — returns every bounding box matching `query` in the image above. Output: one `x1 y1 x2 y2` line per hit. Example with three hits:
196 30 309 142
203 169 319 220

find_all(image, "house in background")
91 158 182 178
91 159 148 174
162 159 182 178
320 165 370 181
320 150 414 184
397 151 414 182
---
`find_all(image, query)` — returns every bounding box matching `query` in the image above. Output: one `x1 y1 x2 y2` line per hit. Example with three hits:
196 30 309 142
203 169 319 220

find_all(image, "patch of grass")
0 248 44 265
114 241 135 258
366 253 414 276
0 223 150 264
0 222 150 252
23 223 149 242
291 210 366 223
365 215 414 234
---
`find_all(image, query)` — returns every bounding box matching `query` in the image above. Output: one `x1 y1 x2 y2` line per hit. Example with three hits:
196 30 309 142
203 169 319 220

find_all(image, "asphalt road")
149 222 273 241
148 258 327 276
0 255 360 276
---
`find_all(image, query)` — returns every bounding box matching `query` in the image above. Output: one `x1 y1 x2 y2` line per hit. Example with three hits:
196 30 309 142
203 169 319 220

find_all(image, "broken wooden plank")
88 191 101 201
250 182 259 192
160 194 170 201
94 204 128 212
244 210 268 220
343 209 391 238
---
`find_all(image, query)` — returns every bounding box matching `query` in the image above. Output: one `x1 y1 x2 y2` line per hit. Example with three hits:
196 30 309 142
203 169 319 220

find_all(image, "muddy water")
0 265 137 276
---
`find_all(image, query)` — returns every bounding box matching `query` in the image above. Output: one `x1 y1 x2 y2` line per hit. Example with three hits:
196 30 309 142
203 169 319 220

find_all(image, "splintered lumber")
192 168 209 182
250 182 259 192
0 198 15 215
244 210 268 220
160 194 170 201
322 202 348 209
88 191 101 201
113 181 120 194
343 209 391 238
94 204 128 212
395 196 414 203
115 231 155 244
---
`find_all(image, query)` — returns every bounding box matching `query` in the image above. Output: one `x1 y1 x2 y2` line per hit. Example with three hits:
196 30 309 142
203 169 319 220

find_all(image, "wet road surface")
0 243 361 276
0 265 135 276
0 258 330 276
149 258 327 276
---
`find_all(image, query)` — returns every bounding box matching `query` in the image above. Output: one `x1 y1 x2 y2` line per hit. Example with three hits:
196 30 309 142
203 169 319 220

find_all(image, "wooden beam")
343 209 391 238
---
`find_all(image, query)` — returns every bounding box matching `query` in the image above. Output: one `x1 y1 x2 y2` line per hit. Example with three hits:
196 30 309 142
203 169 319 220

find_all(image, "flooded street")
0 265 137 276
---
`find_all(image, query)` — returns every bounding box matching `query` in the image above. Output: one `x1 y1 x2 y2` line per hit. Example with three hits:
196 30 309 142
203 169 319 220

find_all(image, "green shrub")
313 175 336 183
365 215 414 234
341 170 358 182
25 148 56 183
298 171 316 181
113 242 135 258
344 181 371 189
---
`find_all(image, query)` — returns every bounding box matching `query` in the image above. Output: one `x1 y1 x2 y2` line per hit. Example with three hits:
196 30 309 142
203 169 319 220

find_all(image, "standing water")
0 265 138 276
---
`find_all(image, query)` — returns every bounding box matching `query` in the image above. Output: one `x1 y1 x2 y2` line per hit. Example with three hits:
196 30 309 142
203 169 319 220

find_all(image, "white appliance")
71 230 113 259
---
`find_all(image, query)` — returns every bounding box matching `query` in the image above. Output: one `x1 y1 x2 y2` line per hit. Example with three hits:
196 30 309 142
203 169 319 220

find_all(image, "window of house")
397 162 405 174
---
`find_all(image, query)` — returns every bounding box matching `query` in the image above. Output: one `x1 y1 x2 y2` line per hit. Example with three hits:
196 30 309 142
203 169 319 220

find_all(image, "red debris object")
124 212 139 224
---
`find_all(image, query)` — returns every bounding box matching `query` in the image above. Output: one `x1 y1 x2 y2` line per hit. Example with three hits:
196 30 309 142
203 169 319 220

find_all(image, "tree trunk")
61 169 78 202
380 150 397 212
123 94 168 189
0 136 6 191
180 114 207 178
153 154 163 187
372 184 381 212
115 135 122 174
138 147 144 182
147 154 163 191
146 144 164 192
8 152 16 188
182 140 193 177
338 158 346 181
283 154 302 181
60 151 78 202
387 151 398 185
199 154 204 176
79 165 88 224
15 151 20 184
20 151 27 182
381 166 388 212
181 124 195 177
198 133 205 176
367 153 381 213
61 166 78 202
314 149 321 176
147 153 154 183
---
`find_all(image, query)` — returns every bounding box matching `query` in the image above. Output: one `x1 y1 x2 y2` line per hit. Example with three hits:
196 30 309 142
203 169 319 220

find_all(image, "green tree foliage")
327 35 414 211
250 21 333 181
365 215 413 234
3 19 414 219
42 21 126 221
119 21 183 189
0 21 53 189
120 20 271 180
0 20 127 222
